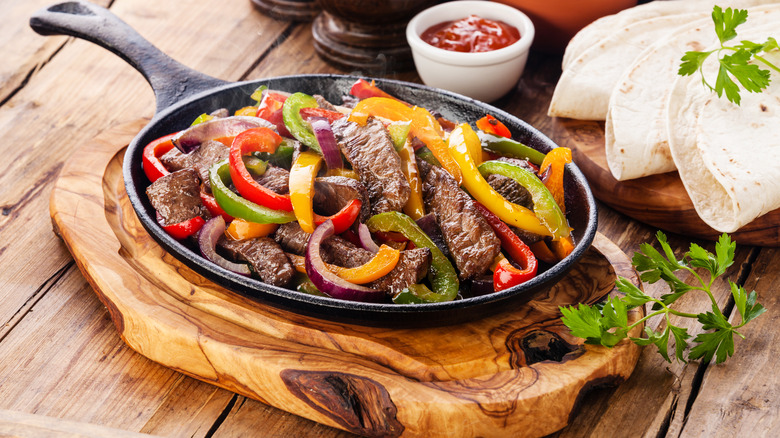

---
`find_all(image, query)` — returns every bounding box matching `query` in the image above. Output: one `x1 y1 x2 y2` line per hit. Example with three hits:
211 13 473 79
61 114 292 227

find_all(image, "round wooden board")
50 119 643 438
553 119 780 247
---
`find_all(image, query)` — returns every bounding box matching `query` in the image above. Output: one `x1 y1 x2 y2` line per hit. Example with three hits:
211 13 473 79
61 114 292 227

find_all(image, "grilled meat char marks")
419 160 501 280
160 140 229 190
218 236 295 287
274 222 429 295
331 117 410 215
314 176 371 224
146 168 207 225
255 165 290 194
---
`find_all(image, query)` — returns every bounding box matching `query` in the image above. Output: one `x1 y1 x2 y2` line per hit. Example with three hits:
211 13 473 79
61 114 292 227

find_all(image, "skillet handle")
30 1 231 113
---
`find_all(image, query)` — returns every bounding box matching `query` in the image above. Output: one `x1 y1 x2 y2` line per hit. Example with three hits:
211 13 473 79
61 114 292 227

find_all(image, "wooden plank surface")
0 0 777 436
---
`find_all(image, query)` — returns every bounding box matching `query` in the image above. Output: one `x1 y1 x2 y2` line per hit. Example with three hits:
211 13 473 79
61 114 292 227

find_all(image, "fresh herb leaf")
678 6 780 105
560 233 764 364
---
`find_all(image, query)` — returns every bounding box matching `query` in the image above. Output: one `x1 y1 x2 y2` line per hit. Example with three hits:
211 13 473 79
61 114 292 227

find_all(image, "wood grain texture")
0 409 161 438
49 120 644 438
550 119 780 247
680 247 780 437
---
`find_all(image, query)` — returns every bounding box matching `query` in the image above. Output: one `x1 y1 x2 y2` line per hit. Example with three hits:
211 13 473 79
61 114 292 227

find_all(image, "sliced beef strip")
273 221 372 268
313 176 371 224
158 140 228 190
496 156 537 172
218 236 295 287
146 168 207 225
274 222 309 255
255 165 290 195
314 95 340 112
368 247 431 294
331 117 410 215
419 160 501 280
486 174 533 210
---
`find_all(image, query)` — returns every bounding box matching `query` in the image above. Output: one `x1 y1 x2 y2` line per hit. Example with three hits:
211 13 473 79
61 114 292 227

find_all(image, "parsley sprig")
678 6 780 105
560 232 765 364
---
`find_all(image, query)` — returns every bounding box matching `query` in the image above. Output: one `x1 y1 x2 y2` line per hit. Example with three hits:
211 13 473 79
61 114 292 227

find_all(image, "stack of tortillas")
549 0 780 233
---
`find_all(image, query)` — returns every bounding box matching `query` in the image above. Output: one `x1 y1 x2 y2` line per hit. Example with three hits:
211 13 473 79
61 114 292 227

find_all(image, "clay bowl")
312 0 440 71
492 0 638 53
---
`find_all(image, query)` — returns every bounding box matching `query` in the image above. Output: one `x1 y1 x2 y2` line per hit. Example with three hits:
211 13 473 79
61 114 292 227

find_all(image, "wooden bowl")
491 0 638 53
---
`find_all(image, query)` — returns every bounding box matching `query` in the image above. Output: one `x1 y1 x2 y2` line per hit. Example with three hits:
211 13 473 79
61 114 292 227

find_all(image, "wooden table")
1 0 778 436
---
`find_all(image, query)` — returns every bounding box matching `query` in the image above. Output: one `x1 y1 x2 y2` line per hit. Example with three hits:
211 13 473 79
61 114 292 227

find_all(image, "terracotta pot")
491 0 638 53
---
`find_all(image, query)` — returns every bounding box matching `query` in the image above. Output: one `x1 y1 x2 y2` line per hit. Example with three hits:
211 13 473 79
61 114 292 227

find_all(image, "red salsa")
421 15 521 53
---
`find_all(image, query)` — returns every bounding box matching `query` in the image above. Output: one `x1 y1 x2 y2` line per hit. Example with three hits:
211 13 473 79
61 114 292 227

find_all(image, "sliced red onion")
357 223 380 254
305 220 386 303
172 116 277 153
308 116 343 170
198 216 251 276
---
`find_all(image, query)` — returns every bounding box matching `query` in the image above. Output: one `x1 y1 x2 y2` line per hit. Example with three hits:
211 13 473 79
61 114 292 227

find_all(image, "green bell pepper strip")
478 160 571 240
366 211 458 303
209 160 296 224
478 131 546 166
282 92 320 152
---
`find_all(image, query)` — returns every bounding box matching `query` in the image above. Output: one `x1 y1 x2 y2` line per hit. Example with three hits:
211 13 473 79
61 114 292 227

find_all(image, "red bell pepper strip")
473 202 538 290
300 107 345 124
228 127 293 212
349 79 409 105
256 91 291 137
476 114 511 138
142 133 177 183
157 213 206 240
313 198 362 235
200 191 233 222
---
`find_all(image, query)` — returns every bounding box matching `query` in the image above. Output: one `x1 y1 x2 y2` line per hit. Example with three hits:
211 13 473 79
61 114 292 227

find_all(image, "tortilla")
666 43 780 233
605 5 780 181
550 0 780 121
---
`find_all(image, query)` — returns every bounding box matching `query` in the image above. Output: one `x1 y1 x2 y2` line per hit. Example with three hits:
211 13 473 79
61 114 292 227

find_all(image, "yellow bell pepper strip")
289 150 323 234
142 133 176 183
476 114 511 138
313 198 362 235
287 244 400 284
477 131 546 166
229 127 292 212
282 92 320 151
325 167 360 180
190 113 214 126
348 97 462 184
539 147 573 214
398 138 425 220
209 160 296 224
448 125 552 237
234 106 258 117
225 218 278 240
366 211 458 302
478 160 571 240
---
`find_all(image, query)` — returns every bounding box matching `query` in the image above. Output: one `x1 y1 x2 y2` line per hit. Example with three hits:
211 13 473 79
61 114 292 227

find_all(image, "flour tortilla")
550 0 780 121
563 0 740 70
605 5 780 181
666 43 780 233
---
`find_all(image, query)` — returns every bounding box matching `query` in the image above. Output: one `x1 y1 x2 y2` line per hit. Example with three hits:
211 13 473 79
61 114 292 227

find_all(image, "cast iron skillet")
30 1 598 327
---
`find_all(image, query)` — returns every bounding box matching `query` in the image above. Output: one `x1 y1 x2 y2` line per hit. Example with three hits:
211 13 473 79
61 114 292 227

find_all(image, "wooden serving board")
553 119 780 247
50 119 643 438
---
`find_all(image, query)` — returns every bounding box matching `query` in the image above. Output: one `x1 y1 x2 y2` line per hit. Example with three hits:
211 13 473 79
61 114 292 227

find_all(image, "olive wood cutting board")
553 119 780 247
49 119 643 438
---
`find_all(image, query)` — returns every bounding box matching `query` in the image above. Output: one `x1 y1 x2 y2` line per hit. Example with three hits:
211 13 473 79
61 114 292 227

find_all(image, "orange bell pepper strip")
287 245 401 284
530 241 558 264
289 150 323 234
550 235 576 260
448 124 551 236
228 127 292 212
225 218 278 240
349 78 409 105
476 114 511 138
539 147 572 214
348 97 462 184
